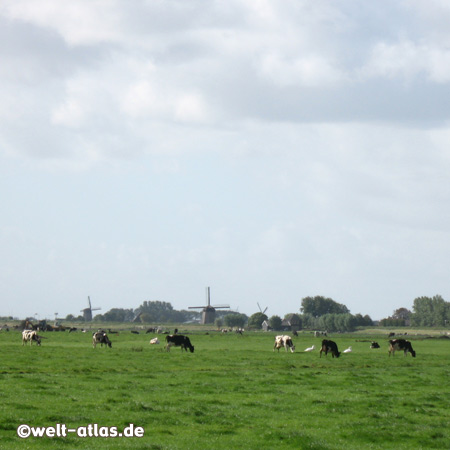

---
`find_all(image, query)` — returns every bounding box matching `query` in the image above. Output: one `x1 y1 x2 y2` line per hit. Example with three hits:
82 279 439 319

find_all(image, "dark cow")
388 339 416 357
165 334 194 353
319 339 340 358
370 341 380 349
92 331 112 348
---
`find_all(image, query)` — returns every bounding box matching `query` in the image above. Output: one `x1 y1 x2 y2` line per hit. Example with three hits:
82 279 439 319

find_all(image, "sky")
1 0 450 321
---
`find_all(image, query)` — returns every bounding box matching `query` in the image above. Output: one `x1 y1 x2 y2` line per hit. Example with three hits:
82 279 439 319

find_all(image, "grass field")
0 328 449 449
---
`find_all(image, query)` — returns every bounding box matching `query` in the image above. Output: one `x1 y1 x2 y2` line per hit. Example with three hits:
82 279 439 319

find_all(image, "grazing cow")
273 335 295 353
92 331 112 348
165 334 194 353
22 330 41 346
370 341 380 349
319 339 340 358
150 338 160 345
388 339 416 357
131 331 139 334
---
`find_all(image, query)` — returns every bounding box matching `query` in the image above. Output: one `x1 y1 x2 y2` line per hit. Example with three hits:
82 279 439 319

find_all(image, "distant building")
281 314 301 332
262 320 271 332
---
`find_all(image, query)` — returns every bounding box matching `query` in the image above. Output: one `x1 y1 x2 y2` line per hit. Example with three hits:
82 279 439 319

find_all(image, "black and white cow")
319 339 340 358
370 341 380 349
388 339 416 357
165 334 194 353
22 330 41 346
92 331 112 348
273 335 295 353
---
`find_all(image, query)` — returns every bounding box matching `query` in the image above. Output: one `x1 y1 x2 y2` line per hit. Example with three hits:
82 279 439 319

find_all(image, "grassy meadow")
0 327 449 449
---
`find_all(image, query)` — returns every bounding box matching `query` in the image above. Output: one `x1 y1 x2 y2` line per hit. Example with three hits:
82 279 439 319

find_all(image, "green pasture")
0 329 449 449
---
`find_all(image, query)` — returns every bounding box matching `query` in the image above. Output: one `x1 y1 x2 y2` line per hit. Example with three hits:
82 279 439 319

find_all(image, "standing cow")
273 335 295 353
319 339 340 358
92 331 112 348
165 335 194 353
388 339 416 357
22 330 41 346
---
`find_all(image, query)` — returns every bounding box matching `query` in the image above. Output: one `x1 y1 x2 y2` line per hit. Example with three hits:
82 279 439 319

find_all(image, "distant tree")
134 300 186 323
215 318 223 329
411 295 449 327
268 315 282 331
363 314 374 326
248 312 268 329
223 313 247 328
300 296 350 317
392 308 412 321
380 318 406 327
65 314 76 322
353 313 373 327
98 308 135 322
139 312 154 323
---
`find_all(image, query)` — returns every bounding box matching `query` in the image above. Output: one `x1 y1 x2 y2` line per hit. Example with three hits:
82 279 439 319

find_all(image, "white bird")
150 338 160 345
343 346 352 353
304 345 315 352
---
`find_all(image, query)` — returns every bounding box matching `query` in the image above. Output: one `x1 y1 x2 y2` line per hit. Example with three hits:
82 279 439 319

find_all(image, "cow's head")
189 345 194 353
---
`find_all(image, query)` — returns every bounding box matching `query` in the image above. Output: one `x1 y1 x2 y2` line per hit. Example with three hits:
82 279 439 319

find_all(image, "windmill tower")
189 287 230 324
81 296 101 322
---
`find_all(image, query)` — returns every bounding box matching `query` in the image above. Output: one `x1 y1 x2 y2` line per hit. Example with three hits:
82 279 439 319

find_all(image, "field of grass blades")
0 329 449 449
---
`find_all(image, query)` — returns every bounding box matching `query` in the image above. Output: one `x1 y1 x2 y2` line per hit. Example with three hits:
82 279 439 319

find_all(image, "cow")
370 341 380 349
165 334 194 353
92 331 112 348
273 335 295 353
388 339 416 357
22 330 41 346
319 339 340 358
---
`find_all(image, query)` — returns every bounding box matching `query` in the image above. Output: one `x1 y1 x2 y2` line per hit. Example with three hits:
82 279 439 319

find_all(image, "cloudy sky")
1 0 450 321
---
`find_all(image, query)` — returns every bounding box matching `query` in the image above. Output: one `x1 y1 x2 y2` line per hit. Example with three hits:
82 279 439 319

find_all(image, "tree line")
59 294 449 330
380 295 449 327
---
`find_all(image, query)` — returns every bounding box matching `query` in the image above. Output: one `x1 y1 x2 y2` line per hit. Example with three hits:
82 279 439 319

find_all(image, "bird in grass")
304 345 315 352
343 346 352 353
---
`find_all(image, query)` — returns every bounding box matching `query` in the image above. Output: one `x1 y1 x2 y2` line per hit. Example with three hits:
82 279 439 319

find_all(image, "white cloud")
3 1 450 319
362 40 450 83
259 53 346 87
1 0 122 46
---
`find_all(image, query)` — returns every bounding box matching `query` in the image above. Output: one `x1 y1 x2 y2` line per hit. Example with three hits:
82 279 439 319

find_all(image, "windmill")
257 302 268 315
189 287 230 324
81 296 101 322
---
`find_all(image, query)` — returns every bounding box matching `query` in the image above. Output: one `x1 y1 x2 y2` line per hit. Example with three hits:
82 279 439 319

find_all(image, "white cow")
273 335 295 353
22 330 41 346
